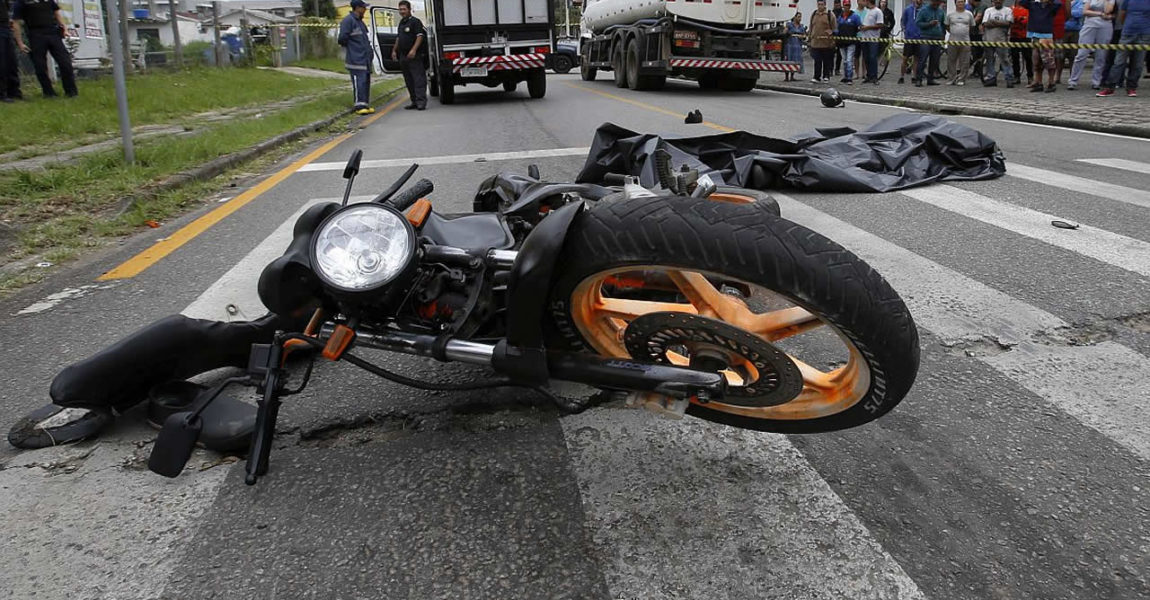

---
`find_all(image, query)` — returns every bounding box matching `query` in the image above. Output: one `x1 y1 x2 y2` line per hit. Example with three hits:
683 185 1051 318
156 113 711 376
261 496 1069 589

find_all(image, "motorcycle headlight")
311 203 416 293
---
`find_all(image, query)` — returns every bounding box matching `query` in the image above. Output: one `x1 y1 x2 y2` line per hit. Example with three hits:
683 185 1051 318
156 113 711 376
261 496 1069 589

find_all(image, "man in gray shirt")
945 0 974 84
860 0 885 83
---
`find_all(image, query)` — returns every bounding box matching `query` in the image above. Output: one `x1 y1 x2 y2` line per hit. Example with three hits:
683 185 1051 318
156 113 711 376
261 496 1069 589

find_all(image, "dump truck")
578 0 797 91
374 0 554 105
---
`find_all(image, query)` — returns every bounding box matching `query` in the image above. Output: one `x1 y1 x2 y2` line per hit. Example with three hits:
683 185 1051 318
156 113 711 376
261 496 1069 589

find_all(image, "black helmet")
820 88 844 108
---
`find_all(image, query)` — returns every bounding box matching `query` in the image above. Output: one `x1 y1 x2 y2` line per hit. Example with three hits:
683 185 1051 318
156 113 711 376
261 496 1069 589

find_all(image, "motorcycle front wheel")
545 195 919 433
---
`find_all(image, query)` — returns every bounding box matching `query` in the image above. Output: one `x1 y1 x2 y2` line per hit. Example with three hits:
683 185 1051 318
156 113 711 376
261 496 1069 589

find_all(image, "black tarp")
575 114 1007 193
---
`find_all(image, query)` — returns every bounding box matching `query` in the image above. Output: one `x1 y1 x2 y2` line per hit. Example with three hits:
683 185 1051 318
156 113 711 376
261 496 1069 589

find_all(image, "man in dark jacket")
916 0 946 85
0 0 23 101
391 0 426 110
338 0 375 114
11 0 76 98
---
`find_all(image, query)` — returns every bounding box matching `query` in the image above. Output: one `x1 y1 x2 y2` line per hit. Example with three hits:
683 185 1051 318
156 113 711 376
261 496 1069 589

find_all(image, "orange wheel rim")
707 192 756 205
570 266 871 420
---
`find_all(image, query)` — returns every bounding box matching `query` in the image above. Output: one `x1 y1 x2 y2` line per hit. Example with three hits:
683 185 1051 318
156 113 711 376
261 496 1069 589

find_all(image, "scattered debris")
685 109 703 124
35 261 53 268
144 220 161 228
1051 220 1080 230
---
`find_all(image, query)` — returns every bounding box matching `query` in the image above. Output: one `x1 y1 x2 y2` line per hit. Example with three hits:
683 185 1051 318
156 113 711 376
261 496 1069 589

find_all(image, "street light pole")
103 0 135 164
169 2 183 67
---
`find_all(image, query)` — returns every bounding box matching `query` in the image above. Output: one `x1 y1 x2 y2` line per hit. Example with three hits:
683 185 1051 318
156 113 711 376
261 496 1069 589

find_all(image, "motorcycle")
148 148 920 484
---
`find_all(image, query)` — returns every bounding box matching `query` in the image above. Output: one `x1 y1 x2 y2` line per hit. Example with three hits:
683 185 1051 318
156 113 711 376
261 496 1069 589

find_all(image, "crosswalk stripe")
775 193 1150 462
901 185 1150 277
560 409 927 599
1077 158 1150 175
1006 163 1150 210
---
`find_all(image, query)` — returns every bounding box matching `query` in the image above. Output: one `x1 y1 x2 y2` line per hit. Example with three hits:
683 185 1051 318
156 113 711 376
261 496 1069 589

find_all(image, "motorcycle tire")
545 195 919 433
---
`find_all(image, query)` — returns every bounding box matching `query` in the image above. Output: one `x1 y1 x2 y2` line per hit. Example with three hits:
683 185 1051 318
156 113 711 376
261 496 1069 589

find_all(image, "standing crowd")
785 0 1149 97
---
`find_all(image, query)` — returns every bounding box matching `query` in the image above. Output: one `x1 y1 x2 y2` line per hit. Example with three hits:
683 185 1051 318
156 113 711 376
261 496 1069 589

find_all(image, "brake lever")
370 163 420 204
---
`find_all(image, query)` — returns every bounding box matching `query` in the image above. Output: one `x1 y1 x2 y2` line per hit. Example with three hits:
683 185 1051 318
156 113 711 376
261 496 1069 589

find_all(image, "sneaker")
1030 84 1045 92
927 80 940 86
846 80 854 85
1066 83 1077 90
840 77 848 83
915 81 923 87
1096 88 1115 97
7 404 114 449
403 104 418 110
957 81 965 86
1128 88 1138 97
898 76 905 84
949 80 957 85
1045 84 1056 93
1091 84 1101 90
355 107 373 115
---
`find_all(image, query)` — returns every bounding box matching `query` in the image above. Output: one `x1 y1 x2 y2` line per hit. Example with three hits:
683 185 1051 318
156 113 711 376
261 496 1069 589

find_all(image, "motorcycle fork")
245 336 287 486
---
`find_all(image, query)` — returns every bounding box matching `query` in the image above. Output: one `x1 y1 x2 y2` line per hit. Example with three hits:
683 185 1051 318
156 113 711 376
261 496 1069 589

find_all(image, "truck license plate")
461 67 488 77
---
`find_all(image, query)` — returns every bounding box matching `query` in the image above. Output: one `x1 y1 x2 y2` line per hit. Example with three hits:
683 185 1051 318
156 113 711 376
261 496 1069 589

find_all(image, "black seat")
421 212 515 250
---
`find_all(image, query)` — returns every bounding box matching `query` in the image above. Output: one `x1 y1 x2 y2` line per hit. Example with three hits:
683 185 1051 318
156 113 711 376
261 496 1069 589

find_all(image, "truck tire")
528 69 547 98
612 43 628 88
439 74 455 105
697 73 719 89
503 81 517 92
545 196 920 434
625 39 665 91
719 75 757 92
581 60 597 81
429 73 439 97
552 54 573 74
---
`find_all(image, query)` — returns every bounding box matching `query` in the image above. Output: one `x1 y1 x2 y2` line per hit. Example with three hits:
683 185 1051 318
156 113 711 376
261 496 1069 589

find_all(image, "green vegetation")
0 67 345 155
293 56 347 73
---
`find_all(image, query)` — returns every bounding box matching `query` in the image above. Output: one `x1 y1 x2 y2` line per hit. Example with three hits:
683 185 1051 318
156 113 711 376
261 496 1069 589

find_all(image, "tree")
301 0 337 19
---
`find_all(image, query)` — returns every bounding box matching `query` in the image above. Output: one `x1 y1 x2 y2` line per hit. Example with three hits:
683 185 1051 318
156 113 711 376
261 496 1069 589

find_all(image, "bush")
183 40 215 65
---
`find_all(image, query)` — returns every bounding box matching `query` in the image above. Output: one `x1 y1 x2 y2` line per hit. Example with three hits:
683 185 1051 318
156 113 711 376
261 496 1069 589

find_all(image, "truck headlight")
311 203 416 292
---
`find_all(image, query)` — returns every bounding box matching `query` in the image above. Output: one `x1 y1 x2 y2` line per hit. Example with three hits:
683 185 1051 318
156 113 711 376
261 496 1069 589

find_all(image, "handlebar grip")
388 178 434 212
603 173 628 186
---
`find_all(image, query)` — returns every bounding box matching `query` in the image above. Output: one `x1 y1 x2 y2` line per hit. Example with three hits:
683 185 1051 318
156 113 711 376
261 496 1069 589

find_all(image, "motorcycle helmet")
820 88 845 108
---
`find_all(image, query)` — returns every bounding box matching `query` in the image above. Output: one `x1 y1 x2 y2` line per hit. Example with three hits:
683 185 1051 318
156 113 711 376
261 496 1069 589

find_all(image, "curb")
755 82 1150 139
115 85 405 216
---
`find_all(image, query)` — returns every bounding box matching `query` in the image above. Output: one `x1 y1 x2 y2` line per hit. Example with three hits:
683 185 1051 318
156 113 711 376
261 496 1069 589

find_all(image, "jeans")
948 45 970 83
917 42 942 82
400 56 427 107
863 40 880 81
1069 19 1113 87
348 67 371 107
984 46 1014 83
28 28 76 97
1104 32 1150 89
812 47 836 80
0 30 21 100
839 44 856 80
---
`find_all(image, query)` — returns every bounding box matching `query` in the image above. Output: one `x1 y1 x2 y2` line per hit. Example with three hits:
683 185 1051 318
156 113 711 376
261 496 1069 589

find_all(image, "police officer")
391 0 426 110
1 0 24 102
11 0 77 98
338 0 375 115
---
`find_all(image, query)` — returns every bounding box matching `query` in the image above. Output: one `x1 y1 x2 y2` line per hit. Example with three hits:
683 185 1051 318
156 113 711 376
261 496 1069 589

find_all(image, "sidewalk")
757 56 1150 138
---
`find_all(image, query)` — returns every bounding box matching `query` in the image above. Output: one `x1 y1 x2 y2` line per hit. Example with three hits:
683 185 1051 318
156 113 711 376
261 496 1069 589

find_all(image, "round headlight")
311 204 415 292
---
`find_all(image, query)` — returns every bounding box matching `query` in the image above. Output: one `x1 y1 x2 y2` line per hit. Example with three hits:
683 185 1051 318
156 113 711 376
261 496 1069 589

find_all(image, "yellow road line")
99 95 407 281
566 82 736 133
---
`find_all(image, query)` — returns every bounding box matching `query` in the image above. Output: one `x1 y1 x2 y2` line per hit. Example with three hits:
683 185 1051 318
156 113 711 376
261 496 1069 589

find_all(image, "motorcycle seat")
421 212 515 251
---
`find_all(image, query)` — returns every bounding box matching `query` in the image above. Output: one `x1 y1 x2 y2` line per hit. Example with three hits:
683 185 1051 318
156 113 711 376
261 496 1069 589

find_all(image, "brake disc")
623 312 804 407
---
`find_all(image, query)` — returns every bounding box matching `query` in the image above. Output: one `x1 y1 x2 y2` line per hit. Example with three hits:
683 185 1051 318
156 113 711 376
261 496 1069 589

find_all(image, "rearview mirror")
343 149 364 180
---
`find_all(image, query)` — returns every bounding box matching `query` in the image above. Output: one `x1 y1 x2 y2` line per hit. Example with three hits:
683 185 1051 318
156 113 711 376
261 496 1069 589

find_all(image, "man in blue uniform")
11 0 77 98
338 0 375 115
1 0 23 102
391 0 426 110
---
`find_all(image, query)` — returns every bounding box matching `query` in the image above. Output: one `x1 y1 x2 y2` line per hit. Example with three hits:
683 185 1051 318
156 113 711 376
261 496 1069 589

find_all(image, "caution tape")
821 35 1150 50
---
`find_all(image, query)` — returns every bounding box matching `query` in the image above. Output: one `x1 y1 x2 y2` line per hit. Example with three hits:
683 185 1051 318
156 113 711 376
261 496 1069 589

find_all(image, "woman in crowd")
785 12 808 81
1067 0 1115 89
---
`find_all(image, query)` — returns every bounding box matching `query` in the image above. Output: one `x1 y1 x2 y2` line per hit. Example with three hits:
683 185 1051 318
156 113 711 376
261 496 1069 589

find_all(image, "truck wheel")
612 44 628 88
503 81 517 92
625 40 642 89
552 54 573 74
528 69 547 98
697 74 720 89
719 75 757 92
439 75 455 105
581 59 597 81
429 73 439 97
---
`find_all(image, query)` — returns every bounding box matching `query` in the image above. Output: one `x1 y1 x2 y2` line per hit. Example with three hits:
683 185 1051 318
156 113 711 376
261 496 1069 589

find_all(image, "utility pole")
103 0 135 164
169 2 183 66
240 7 251 66
119 0 132 70
212 0 222 66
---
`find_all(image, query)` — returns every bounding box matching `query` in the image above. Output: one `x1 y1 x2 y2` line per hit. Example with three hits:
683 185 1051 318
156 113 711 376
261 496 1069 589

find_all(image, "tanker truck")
578 0 797 91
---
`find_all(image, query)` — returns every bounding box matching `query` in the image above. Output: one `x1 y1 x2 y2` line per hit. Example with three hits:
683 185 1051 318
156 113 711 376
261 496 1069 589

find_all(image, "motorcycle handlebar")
602 173 628 186
388 179 434 212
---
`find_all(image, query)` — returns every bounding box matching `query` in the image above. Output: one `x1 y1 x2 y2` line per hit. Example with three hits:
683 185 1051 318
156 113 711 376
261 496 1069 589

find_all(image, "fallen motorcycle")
148 149 920 484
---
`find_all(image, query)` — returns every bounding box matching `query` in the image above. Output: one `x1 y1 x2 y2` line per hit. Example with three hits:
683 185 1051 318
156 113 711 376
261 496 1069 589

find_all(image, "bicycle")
876 32 949 82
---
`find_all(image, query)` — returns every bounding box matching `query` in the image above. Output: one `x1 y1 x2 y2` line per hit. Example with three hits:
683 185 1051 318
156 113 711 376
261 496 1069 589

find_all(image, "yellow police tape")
825 35 1150 50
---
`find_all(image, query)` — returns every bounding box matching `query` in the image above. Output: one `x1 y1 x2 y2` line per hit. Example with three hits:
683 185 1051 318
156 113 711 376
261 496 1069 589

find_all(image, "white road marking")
297 147 592 172
955 115 1150 140
1076 158 1150 175
15 284 115 316
1006 163 1150 210
777 192 1150 462
561 409 926 600
901 185 1150 277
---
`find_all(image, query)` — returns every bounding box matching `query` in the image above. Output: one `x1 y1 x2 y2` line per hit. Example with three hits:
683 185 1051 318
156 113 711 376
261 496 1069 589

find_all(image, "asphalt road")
2 74 1149 600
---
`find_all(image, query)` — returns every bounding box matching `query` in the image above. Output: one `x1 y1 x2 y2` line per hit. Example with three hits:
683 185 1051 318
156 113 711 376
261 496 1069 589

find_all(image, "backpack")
1067 0 1084 30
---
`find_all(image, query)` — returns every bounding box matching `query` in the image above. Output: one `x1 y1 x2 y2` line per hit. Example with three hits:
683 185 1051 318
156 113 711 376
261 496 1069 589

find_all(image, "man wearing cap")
339 0 375 115
391 0 426 110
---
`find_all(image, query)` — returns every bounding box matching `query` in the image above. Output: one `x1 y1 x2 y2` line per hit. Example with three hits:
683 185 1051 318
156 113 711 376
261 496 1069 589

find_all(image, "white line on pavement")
776 193 1150 462
955 115 1150 141
1076 158 1150 175
901 185 1150 277
560 409 927 600
297 147 592 173
1006 163 1150 210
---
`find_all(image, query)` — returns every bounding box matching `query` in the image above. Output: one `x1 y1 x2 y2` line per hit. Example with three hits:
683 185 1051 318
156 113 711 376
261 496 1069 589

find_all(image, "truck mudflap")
452 54 548 73
669 57 800 71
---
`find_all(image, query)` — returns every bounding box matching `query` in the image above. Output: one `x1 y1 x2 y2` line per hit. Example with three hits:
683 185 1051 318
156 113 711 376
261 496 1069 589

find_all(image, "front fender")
505 200 586 349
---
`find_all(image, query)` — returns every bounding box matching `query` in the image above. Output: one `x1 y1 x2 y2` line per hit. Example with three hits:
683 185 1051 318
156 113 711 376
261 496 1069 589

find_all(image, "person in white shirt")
859 0 886 83
981 0 1016 86
945 0 975 84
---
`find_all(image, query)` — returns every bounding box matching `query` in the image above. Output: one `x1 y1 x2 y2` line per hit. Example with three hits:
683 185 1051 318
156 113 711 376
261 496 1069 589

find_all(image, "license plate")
461 66 488 77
